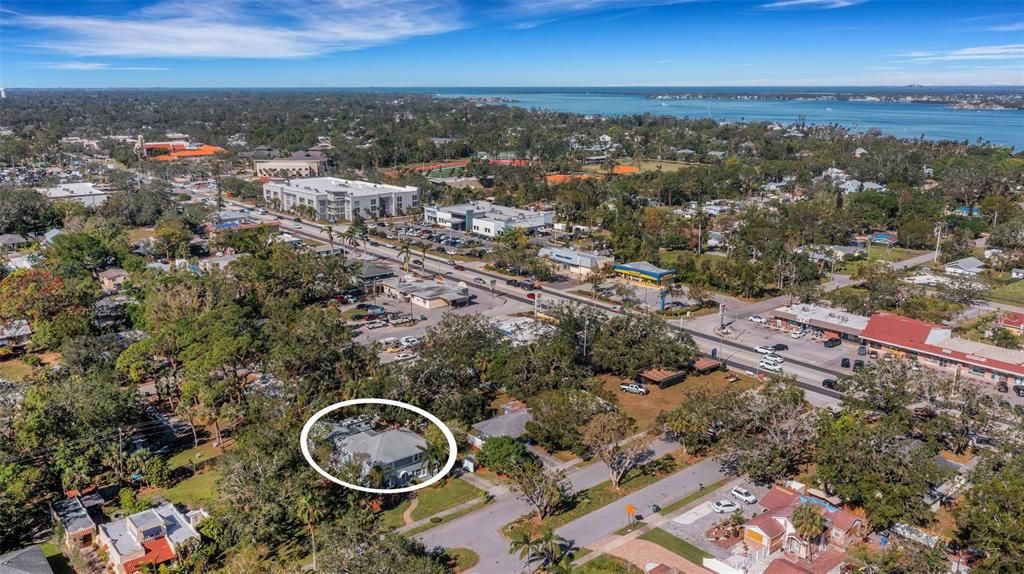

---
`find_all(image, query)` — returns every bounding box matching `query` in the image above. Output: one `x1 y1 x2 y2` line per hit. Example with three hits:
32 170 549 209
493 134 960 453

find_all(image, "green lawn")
578 555 643 573
504 455 685 539
167 441 224 471
148 469 221 508
639 528 711 565
39 543 75 574
0 359 33 381
380 478 483 529
444 548 480 573
990 279 1024 307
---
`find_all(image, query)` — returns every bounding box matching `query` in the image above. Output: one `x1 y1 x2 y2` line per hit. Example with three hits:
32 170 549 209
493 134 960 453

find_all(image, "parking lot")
661 481 771 561
345 283 535 364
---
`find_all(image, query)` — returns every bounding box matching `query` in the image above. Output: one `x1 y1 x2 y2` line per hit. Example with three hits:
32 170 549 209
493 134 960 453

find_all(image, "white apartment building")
262 177 419 222
36 182 115 207
423 201 553 238
254 158 324 178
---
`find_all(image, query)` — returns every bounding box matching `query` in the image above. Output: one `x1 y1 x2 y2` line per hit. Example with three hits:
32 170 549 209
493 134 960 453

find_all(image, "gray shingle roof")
0 545 53 574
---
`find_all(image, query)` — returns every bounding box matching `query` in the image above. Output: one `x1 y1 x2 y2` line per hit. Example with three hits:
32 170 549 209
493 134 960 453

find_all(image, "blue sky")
2 0 1022 87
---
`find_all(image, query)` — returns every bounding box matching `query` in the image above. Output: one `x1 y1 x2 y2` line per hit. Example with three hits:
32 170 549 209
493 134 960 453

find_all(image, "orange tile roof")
122 537 175 573
149 144 227 161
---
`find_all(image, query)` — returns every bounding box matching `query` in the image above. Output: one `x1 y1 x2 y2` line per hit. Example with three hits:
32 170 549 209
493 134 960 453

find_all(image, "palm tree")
399 241 412 271
295 493 324 571
508 528 571 573
324 225 336 253
790 503 826 560
343 227 360 251
418 440 448 477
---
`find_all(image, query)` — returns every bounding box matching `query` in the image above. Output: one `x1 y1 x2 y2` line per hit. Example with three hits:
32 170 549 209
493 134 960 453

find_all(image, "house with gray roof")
51 495 100 549
468 404 533 449
0 545 53 574
0 234 28 251
323 419 429 487
944 256 986 277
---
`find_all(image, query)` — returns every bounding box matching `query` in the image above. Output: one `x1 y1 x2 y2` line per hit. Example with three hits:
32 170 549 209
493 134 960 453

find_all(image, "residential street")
417 439 687 573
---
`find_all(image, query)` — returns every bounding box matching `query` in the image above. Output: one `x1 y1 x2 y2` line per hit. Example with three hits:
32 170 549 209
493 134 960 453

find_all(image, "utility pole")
933 222 945 261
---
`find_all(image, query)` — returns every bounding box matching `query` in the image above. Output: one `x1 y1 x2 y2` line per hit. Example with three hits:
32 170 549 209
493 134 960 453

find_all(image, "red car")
453 264 465 271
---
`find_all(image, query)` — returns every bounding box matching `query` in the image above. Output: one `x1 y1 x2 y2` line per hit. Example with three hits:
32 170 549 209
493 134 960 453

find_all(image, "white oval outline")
300 398 458 494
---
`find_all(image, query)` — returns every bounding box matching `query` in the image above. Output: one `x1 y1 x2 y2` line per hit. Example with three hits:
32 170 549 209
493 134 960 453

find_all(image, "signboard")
625 504 637 517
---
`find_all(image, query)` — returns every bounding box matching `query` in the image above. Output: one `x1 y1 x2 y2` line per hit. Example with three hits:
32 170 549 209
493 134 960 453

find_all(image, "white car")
394 352 417 361
379 337 398 347
400 336 420 347
754 345 775 354
749 316 766 324
762 353 784 364
365 320 388 329
790 330 808 339
730 487 758 504
473 277 487 285
712 500 740 513
759 361 783 373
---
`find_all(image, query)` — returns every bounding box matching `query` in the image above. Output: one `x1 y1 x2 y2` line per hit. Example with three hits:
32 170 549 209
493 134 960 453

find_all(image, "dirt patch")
602 371 759 430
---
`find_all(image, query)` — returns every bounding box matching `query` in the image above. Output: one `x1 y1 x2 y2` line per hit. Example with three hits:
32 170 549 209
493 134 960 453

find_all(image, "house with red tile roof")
97 503 206 574
998 312 1024 337
742 486 865 564
860 312 1024 386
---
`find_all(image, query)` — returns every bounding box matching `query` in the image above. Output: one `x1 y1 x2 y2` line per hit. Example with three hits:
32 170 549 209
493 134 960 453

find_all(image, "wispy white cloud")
760 0 865 9
37 61 169 71
507 0 694 16
897 44 1024 62
12 0 463 59
988 22 1024 32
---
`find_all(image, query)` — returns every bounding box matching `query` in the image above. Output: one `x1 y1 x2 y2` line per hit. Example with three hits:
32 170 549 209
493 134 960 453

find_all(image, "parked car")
754 345 775 354
997 381 1009 393
822 378 838 389
857 346 867 356
869 350 879 359
610 305 623 314
790 329 808 339
400 336 420 347
853 359 866 371
1014 384 1024 398
394 352 417 362
730 487 758 504
749 315 766 324
712 500 740 513
389 314 414 326
365 320 388 329
619 382 649 395
771 343 789 352
823 338 842 348
841 357 851 368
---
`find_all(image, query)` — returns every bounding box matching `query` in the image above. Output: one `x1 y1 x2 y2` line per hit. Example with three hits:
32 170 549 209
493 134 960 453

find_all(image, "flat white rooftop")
269 177 416 197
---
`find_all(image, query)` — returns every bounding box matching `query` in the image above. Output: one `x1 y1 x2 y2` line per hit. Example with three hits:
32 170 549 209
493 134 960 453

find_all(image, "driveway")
662 482 770 560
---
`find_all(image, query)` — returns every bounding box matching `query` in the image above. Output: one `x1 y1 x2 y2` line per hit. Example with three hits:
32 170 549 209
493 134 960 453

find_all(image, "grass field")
380 478 483 528
602 371 758 430
0 359 33 381
147 469 222 508
578 555 644 573
167 441 225 471
989 278 1024 307
40 542 75 574
504 454 687 539
639 528 711 565
834 247 929 275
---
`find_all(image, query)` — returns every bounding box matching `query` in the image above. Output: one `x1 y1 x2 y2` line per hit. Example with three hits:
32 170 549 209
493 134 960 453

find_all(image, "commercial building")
860 312 1024 385
768 304 870 342
538 247 613 277
423 201 553 238
254 158 324 178
97 504 205 574
380 277 470 309
613 261 675 286
203 210 280 238
36 182 114 207
263 177 418 222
